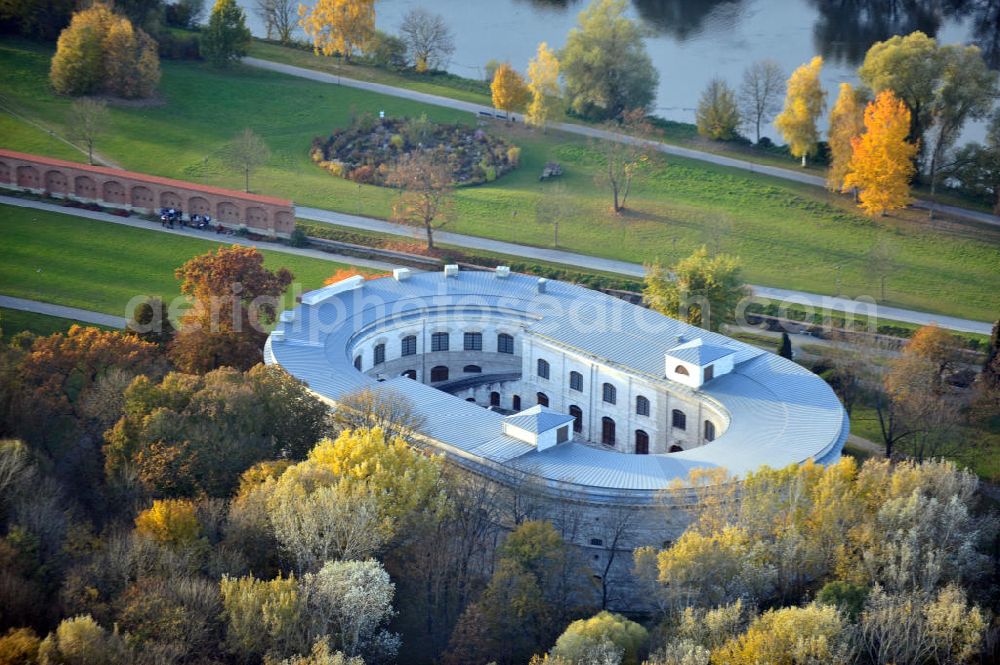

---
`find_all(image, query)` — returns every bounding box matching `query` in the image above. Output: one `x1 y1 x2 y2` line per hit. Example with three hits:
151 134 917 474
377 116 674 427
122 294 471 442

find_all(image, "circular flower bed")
310 115 521 186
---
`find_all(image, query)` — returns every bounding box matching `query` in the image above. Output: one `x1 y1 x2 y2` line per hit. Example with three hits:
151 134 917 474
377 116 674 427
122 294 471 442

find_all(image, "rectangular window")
431 332 449 352
374 344 385 365
570 371 583 392
464 332 482 351
590 538 603 547
497 333 514 354
401 336 417 356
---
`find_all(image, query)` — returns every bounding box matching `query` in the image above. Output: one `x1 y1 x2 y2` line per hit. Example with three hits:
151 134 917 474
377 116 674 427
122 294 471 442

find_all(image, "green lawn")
0 307 110 339
1 39 998 321
0 204 356 315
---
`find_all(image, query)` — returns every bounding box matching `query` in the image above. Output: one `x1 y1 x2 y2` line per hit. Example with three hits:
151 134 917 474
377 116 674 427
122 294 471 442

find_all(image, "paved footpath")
0 196 990 335
246 57 1000 229
0 196 397 272
297 205 993 335
0 295 127 328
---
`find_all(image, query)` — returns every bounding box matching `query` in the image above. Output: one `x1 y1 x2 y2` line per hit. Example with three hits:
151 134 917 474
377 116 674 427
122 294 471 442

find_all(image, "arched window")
704 420 716 442
537 392 549 407
569 405 583 433
672 409 687 430
635 430 649 454
497 333 514 354
463 364 482 373
636 395 650 416
401 369 417 379
401 335 417 356
463 332 482 350
353 355 362 370
430 366 449 382
490 391 501 407
512 394 522 411
374 343 385 365
674 365 689 376
537 358 550 379
669 444 684 453
431 332 449 352
602 382 616 404
569 371 583 392
601 417 616 446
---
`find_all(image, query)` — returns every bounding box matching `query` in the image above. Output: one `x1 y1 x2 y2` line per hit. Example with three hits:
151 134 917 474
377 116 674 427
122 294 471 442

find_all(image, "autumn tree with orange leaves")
169 245 293 373
844 91 918 217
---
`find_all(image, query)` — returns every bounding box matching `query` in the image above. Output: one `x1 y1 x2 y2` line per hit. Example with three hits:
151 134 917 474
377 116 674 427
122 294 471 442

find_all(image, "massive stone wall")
0 149 296 238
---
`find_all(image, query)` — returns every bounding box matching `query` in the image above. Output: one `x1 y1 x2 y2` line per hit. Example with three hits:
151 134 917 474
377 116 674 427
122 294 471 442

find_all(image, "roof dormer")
665 338 737 389
502 405 575 451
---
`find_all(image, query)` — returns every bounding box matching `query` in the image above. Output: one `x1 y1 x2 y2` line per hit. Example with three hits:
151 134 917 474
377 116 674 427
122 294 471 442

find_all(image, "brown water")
237 0 999 141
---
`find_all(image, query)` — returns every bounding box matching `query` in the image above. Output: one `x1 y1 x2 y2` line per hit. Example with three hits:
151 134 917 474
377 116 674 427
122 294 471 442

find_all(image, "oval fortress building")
265 266 849 501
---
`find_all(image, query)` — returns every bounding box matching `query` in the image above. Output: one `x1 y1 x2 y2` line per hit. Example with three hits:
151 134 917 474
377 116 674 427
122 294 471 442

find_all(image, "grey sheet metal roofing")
504 405 577 434
665 338 737 366
265 269 849 493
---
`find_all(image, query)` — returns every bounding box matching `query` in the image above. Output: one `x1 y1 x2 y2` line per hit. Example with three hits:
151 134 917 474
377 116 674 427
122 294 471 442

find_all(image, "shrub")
507 145 522 166
369 30 407 71
159 30 201 60
288 227 308 248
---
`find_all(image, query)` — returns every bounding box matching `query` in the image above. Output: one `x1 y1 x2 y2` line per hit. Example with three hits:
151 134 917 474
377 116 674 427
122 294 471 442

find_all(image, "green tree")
695 78 741 141
49 4 113 96
125 295 175 347
774 56 826 166
201 0 251 67
0 0 75 40
945 109 1000 216
104 364 329 497
777 332 792 359
560 0 657 120
49 4 159 99
550 611 648 665
924 44 998 213
643 247 750 332
858 31 943 165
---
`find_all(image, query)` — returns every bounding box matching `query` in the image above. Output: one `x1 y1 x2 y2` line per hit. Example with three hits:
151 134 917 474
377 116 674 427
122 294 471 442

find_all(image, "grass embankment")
0 204 356 316
1 39 998 321
0 307 110 339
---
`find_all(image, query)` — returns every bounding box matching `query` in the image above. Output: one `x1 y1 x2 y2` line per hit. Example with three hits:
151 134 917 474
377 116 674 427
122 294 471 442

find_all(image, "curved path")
245 57 1000 228
0 196 989 335
0 295 127 328
297 205 993 335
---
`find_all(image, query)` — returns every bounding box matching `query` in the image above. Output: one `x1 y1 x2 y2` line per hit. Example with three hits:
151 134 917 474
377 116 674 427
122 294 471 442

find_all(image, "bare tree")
595 504 637 610
334 386 427 442
534 182 577 247
69 98 109 165
224 128 271 193
865 237 897 302
386 149 454 250
399 8 455 73
254 0 295 43
595 109 654 213
738 60 785 144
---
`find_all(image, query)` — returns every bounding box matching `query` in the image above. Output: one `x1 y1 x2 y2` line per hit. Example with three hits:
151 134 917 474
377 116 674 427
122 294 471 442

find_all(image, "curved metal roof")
265 269 849 494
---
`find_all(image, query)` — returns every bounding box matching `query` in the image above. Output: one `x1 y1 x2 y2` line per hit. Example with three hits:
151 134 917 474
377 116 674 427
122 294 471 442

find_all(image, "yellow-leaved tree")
526 42 561 130
844 90 918 217
826 82 867 193
134 498 203 547
491 62 530 117
299 0 375 62
774 56 826 166
714 603 853 665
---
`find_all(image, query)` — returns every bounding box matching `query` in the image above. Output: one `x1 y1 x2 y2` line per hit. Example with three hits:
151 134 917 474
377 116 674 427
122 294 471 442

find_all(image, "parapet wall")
0 149 296 238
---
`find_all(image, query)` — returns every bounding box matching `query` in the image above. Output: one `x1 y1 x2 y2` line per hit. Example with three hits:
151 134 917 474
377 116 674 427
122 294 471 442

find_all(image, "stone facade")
0 149 296 238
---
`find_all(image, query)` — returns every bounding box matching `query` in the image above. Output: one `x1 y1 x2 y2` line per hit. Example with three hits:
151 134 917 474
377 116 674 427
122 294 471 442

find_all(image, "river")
235 0 1000 141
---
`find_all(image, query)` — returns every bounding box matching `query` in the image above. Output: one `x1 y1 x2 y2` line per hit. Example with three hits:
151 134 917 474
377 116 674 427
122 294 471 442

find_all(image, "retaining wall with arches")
0 149 296 238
